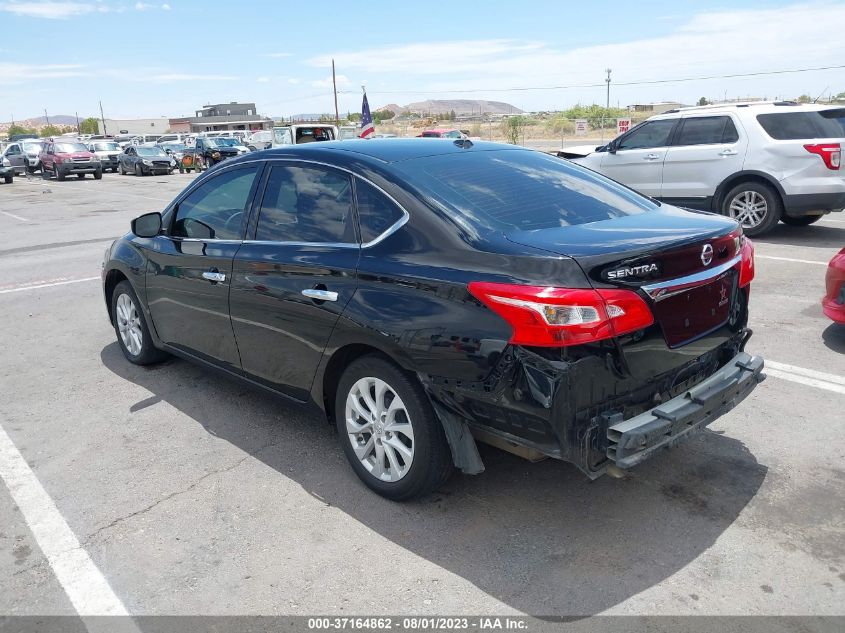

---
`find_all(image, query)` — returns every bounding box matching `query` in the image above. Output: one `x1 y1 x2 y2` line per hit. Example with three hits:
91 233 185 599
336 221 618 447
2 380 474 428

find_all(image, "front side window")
6 144 21 155
675 116 739 146
355 179 404 243
255 164 355 244
172 165 260 240
617 119 676 150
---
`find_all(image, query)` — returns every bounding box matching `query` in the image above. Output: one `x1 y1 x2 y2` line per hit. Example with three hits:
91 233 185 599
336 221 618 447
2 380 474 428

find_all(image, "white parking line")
0 211 30 222
0 422 129 616
756 255 828 266
765 360 845 395
0 277 100 294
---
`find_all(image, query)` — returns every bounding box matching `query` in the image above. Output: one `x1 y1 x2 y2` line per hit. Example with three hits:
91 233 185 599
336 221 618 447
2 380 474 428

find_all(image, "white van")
155 133 189 145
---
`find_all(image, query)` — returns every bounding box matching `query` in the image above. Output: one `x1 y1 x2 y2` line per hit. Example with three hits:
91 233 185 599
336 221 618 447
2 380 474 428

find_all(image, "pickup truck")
271 124 338 148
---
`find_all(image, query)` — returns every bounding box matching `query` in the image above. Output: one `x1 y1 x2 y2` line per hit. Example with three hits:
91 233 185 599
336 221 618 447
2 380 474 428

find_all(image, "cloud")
257 77 270 83
311 74 350 88
150 73 237 82
0 62 88 84
161 2 169 8
308 2 845 105
0 1 103 19
287 78 300 85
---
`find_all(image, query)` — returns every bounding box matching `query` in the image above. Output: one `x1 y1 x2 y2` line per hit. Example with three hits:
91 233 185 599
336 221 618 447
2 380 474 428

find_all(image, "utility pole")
99 100 107 135
605 68 612 109
75 111 80 133
332 59 340 126
44 108 51 127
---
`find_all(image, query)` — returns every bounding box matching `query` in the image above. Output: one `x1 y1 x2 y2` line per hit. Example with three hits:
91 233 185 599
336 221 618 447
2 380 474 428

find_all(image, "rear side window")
675 116 738 145
617 119 676 150
255 164 356 243
355 179 404 243
172 165 260 240
756 110 845 139
397 150 656 232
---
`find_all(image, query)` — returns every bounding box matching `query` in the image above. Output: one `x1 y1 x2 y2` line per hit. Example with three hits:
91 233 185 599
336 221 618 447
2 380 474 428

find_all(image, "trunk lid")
507 206 743 348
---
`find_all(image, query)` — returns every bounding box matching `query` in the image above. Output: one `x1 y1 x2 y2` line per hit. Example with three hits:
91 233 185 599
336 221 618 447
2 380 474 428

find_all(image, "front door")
599 118 677 197
145 163 262 371
3 144 25 174
229 161 360 400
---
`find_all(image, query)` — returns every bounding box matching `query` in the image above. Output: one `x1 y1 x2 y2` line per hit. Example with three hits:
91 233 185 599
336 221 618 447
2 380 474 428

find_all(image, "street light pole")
605 68 612 109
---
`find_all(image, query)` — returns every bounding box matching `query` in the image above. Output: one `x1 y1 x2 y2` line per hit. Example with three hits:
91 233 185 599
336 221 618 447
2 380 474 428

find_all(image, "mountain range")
377 99 522 115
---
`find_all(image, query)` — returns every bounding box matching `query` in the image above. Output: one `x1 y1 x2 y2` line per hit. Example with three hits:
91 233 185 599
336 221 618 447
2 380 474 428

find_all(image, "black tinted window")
355 179 404 243
172 165 259 240
756 111 845 139
617 119 675 150
255 164 355 243
676 116 738 145
397 150 655 232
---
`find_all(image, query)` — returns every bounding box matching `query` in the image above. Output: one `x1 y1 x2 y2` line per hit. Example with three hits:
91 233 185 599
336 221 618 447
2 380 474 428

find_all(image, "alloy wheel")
345 376 415 482
728 191 768 229
116 293 143 356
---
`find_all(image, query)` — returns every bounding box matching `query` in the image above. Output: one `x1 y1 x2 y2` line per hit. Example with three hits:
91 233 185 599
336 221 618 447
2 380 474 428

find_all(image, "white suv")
568 102 845 235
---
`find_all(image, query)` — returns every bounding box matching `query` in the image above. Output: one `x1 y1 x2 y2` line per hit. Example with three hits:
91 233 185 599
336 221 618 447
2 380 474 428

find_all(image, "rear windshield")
397 150 656 232
756 109 845 139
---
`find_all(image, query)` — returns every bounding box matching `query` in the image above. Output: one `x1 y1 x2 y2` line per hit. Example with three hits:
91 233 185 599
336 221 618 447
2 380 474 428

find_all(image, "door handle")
202 271 226 283
302 288 338 302
718 149 738 157
643 153 661 160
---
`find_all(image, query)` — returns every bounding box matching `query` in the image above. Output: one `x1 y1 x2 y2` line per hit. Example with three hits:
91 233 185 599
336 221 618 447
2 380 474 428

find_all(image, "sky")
1 0 844 121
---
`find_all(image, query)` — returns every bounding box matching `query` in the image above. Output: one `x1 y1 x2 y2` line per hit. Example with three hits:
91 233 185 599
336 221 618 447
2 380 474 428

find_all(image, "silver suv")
569 102 845 235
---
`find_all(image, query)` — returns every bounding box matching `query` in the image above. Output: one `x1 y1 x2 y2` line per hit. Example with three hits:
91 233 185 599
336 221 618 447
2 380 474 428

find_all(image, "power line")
337 64 845 96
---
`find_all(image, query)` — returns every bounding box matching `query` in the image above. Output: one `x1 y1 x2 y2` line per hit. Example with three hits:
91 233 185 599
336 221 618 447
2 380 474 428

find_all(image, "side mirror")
131 212 162 238
607 140 618 154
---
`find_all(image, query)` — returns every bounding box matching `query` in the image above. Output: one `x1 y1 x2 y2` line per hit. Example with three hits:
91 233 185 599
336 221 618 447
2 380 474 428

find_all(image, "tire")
94 169 103 180
56 166 65 181
3 174 12 184
77 173 85 179
721 182 781 236
134 163 143 177
781 214 824 227
41 166 50 180
110 281 167 365
335 355 453 501
119 162 126 175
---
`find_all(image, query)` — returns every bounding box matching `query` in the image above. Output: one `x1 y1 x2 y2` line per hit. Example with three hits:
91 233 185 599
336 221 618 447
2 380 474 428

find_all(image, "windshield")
215 138 239 146
54 143 89 153
22 142 42 153
161 143 186 151
396 150 656 232
92 142 120 151
136 147 166 157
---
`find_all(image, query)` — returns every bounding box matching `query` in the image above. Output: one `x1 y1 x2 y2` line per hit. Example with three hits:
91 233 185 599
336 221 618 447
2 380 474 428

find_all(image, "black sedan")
102 140 764 500
118 145 176 176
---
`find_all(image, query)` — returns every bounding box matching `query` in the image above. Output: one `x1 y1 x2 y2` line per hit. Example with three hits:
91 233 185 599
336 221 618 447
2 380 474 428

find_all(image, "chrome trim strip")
641 254 741 302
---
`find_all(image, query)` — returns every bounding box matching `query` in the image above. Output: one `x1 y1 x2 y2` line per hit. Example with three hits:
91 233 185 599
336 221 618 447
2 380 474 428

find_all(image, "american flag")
359 92 374 138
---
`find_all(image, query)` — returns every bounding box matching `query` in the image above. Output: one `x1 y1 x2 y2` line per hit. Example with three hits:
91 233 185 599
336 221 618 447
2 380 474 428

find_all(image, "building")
97 117 170 135
169 102 273 134
627 102 685 115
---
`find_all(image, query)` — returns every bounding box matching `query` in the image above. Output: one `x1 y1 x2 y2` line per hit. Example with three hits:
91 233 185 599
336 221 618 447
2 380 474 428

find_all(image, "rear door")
661 114 747 205
599 118 677 197
144 163 262 370
229 160 360 400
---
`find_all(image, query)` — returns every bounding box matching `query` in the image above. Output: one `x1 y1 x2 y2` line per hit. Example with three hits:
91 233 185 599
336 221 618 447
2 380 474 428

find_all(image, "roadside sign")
617 118 632 135
574 119 588 136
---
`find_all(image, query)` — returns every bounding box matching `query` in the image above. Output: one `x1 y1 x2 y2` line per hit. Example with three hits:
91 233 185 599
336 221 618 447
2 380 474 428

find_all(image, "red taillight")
467 282 654 347
739 235 754 287
804 143 841 170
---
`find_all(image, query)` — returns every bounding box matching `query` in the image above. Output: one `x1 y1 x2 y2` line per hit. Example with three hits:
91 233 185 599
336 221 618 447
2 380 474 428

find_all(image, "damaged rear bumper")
606 352 765 469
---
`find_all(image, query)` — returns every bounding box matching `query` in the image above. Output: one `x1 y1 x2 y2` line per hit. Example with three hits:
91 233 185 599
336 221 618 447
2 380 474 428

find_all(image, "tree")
39 125 62 137
79 117 100 134
348 112 362 122
797 94 812 103
449 109 456 121
697 97 710 106
501 115 528 145
7 123 37 138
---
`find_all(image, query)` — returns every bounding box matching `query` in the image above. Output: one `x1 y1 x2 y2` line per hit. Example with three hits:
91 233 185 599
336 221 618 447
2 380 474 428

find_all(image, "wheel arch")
712 170 786 213
103 268 129 321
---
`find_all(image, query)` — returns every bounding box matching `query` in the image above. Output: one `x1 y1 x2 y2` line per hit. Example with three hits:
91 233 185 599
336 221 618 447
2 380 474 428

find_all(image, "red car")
823 247 845 324
418 128 465 139
40 139 102 181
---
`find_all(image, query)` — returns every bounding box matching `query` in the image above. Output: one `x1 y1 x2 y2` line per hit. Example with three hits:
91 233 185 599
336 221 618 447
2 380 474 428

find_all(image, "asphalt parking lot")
1 170 844 625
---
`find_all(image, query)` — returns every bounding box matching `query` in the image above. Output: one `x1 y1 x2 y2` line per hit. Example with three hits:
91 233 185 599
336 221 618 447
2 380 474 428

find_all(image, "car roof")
251 138 525 164
650 101 843 119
